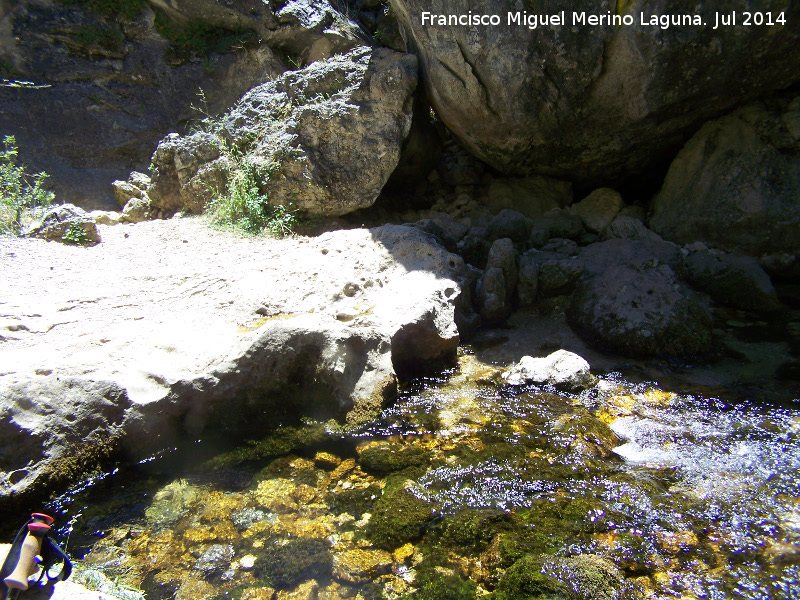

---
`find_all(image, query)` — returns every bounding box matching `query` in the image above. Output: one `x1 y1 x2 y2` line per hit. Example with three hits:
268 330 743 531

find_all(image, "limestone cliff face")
0 0 363 209
390 0 800 189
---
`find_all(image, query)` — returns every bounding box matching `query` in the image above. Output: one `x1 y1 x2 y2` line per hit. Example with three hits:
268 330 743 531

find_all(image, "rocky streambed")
34 348 800 600
1 214 799 600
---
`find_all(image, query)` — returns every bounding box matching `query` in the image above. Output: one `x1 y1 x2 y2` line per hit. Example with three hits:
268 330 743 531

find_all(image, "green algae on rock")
368 482 438 550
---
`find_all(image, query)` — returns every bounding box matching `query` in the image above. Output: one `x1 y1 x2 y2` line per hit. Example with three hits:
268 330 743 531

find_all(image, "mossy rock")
436 508 516 554
207 424 328 468
256 537 331 589
401 547 478 600
328 484 382 518
496 553 623 600
495 554 569 600
358 443 429 474
368 483 437 549
409 570 477 600
553 414 621 458
519 496 613 536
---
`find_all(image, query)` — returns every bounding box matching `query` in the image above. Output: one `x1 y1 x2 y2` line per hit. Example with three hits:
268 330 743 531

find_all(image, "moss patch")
359 443 429 475
437 508 515 554
206 424 329 469
495 554 568 600
328 484 381 518
256 537 331 589
369 484 436 549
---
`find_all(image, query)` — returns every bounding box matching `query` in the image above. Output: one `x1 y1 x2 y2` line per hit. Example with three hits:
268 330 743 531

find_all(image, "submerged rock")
369 481 436 549
231 507 270 531
503 350 597 393
145 478 202 529
332 548 393 584
496 553 623 600
194 544 234 577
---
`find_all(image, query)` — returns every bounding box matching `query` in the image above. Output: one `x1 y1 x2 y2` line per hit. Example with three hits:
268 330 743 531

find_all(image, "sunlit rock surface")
0 219 471 508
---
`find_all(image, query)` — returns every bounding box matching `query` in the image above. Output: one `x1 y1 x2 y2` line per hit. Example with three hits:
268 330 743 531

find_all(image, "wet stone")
254 479 299 513
314 452 342 469
242 587 276 600
194 544 234 577
232 508 274 531
275 579 319 600
332 548 393 584
258 538 332 589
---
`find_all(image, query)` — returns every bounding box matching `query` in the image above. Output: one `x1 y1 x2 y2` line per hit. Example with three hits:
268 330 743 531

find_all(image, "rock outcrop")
390 0 800 187
0 219 471 508
0 0 364 208
147 46 418 217
649 98 800 256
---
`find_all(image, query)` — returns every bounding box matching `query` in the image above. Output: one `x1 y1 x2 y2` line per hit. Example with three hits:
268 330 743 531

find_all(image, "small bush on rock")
206 155 297 237
0 135 55 235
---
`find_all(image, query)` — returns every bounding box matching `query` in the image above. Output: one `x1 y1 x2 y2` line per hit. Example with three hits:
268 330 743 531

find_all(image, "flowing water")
42 348 800 600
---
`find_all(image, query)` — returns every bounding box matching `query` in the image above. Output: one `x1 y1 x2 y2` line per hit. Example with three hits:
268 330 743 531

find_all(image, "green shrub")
191 95 298 238
0 135 55 235
206 156 297 237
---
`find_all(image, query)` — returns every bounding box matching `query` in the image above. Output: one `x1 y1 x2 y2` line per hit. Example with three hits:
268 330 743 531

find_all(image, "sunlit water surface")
44 353 800 600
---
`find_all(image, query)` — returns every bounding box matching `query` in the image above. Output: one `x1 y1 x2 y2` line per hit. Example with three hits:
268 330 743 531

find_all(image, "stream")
40 342 800 600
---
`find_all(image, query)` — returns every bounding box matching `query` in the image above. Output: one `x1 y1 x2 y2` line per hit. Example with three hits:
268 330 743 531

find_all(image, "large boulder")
649 98 800 256
568 239 713 358
148 46 418 217
570 188 624 234
390 0 800 187
0 219 470 508
684 250 781 312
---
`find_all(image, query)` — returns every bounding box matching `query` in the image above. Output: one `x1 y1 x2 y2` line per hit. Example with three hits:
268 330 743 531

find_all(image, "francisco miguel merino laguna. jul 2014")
420 10 788 30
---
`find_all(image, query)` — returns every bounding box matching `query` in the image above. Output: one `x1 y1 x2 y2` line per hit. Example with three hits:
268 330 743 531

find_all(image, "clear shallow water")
41 354 800 600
